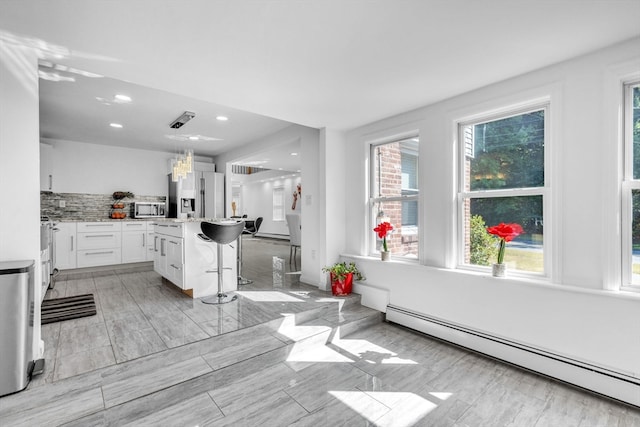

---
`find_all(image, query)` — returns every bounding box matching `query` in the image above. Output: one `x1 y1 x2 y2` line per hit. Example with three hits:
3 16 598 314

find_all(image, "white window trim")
272 186 285 222
621 80 640 292
368 135 420 259
456 103 551 279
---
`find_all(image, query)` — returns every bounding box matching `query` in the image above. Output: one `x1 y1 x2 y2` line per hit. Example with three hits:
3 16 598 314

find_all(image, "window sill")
340 253 640 302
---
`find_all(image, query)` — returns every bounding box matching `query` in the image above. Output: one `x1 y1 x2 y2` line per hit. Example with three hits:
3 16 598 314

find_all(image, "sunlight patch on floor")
333 338 418 365
330 390 438 427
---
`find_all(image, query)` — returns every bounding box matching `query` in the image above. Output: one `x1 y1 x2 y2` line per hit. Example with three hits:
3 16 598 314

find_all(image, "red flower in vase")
373 221 394 252
486 222 523 264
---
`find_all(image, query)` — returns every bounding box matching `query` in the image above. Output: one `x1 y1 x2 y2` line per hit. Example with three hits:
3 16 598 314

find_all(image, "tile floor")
0 237 638 426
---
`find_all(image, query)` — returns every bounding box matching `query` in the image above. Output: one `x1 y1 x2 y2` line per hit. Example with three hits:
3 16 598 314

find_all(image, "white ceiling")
2 1 639 171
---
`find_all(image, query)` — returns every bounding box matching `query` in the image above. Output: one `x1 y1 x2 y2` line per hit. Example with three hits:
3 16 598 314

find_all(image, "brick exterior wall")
375 143 418 256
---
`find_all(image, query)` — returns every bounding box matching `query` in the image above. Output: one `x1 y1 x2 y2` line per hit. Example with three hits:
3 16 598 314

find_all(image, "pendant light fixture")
170 111 196 182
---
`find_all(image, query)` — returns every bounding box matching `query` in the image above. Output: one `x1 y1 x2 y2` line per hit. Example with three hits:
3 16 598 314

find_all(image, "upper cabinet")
40 143 53 191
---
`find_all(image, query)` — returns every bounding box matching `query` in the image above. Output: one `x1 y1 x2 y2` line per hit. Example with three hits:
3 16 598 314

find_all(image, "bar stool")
198 220 245 305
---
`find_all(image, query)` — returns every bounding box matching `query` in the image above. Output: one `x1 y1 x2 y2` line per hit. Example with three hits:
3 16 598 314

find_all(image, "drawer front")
77 248 122 268
77 232 122 250
154 223 184 238
122 221 148 231
77 222 123 232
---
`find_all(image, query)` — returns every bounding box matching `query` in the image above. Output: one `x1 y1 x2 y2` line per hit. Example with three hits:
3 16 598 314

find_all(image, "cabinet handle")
85 251 114 255
154 236 158 252
169 241 179 245
170 264 181 270
143 233 146 247
160 238 166 256
70 236 74 251
84 234 114 238
86 224 114 227
48 175 52 191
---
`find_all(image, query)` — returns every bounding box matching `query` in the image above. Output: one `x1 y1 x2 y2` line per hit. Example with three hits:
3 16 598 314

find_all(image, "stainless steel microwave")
133 202 166 218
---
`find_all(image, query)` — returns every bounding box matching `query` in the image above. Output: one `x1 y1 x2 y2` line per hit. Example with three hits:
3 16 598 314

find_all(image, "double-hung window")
370 137 419 259
622 81 640 290
458 106 548 275
273 187 285 221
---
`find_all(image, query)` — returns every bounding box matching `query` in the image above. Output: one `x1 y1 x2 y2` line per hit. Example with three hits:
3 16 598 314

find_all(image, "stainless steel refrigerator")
195 171 224 219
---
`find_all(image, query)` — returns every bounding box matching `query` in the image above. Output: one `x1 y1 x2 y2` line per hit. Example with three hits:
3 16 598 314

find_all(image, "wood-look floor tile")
200 331 286 371
64 277 96 296
101 356 212 408
53 345 116 381
209 390 309 427
208 362 299 412
108 326 167 363
0 386 104 426
57 320 111 356
120 392 223 426
145 311 209 348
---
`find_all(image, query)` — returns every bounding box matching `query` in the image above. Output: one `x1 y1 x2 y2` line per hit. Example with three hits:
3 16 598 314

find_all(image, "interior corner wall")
0 43 42 360
344 38 640 395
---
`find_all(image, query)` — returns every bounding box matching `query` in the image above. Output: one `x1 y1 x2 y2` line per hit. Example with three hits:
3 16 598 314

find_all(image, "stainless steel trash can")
0 260 34 397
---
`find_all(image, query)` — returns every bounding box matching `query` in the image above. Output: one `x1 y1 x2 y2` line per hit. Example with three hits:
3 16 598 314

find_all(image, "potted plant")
486 222 523 277
322 261 365 296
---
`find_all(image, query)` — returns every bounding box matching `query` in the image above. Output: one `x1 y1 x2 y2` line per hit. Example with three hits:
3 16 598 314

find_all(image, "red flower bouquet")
486 222 523 264
374 221 394 252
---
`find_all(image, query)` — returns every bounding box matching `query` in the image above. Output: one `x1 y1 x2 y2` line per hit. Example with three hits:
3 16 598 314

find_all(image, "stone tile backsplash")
41 192 165 221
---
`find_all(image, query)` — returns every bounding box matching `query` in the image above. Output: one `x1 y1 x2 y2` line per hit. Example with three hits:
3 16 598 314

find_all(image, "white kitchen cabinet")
76 222 122 268
166 236 184 288
54 222 76 270
122 221 148 263
146 229 155 261
40 143 54 191
154 221 237 298
154 234 168 278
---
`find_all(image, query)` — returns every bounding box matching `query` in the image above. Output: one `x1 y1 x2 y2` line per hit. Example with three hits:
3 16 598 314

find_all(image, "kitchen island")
153 219 239 298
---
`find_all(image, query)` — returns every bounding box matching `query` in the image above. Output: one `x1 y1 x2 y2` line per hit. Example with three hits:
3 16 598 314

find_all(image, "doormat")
41 294 96 324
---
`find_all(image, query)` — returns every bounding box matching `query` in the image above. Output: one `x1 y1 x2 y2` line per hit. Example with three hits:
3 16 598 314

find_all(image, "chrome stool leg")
237 234 253 286
202 243 237 305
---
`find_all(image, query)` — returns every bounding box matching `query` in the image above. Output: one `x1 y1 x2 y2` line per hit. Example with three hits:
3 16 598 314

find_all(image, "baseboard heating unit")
386 305 640 407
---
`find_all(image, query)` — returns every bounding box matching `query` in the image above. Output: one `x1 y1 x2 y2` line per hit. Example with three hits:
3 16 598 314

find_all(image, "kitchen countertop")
55 218 244 223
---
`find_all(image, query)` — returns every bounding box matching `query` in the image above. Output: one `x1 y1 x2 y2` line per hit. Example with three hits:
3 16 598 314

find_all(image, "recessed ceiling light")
189 136 199 141
114 94 132 103
290 152 298 156
216 116 229 121
110 123 123 128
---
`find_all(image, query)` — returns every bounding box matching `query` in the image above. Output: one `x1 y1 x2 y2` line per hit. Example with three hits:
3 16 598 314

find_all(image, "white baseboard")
386 305 640 407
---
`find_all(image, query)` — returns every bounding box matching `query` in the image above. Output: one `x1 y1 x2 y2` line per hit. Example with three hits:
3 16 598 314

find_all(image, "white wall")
215 124 322 286
0 40 42 360
43 138 182 196
345 38 640 387
236 173 300 236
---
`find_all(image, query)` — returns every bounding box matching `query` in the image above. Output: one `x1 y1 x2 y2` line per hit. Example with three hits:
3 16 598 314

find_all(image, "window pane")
633 86 640 179
632 189 640 285
372 138 419 198
273 187 284 221
464 195 543 273
373 200 418 259
465 110 544 191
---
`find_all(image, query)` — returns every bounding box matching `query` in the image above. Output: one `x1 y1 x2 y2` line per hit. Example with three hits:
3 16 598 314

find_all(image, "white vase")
381 251 390 261
492 263 506 277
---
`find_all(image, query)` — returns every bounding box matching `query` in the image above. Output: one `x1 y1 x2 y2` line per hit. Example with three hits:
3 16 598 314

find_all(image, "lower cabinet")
122 221 148 263
76 222 122 268
54 222 77 270
56 221 154 269
166 236 184 288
